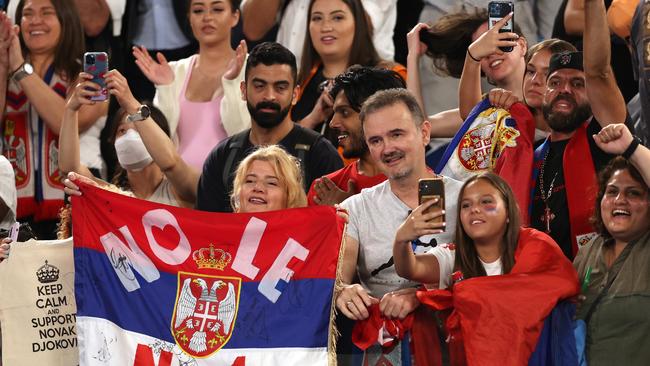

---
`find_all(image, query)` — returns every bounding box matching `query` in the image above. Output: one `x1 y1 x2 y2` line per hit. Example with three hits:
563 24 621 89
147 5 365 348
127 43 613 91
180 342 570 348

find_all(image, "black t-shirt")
530 119 615 259
195 124 343 213
290 66 339 146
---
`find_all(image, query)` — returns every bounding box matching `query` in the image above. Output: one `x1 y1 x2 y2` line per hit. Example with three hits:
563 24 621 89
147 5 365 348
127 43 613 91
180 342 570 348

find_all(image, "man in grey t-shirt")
338 89 462 363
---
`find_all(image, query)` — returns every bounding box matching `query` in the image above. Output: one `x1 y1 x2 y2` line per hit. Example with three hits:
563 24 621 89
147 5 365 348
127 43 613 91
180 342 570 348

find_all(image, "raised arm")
594 124 650 186
7 28 106 133
460 14 518 119
583 0 626 125
406 23 430 116
104 70 199 205
393 199 443 284
58 73 99 179
0 13 13 116
241 0 282 41
564 0 585 36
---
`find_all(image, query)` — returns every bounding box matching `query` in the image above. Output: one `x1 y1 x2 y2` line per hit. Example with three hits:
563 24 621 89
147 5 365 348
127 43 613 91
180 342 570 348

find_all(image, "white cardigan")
153 55 251 140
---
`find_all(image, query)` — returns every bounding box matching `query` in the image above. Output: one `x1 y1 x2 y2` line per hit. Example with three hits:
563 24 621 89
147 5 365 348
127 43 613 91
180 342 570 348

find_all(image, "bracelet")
622 136 640 159
467 49 481 62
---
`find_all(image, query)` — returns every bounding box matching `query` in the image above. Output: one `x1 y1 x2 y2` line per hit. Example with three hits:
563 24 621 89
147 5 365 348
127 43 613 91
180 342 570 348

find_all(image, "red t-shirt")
307 161 387 206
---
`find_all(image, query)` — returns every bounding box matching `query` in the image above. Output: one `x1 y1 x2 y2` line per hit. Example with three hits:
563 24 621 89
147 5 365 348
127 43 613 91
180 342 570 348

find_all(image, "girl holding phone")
393 172 578 364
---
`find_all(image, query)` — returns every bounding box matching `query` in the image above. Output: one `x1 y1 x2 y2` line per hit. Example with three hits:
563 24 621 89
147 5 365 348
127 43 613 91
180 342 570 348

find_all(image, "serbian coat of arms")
171 272 241 358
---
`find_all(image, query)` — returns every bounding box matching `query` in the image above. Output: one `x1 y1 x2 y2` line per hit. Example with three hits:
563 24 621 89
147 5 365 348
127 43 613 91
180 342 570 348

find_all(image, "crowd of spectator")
0 0 649 365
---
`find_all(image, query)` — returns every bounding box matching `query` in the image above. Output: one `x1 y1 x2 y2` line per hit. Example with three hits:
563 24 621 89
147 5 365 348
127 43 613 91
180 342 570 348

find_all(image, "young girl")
392 172 578 364
393 172 521 286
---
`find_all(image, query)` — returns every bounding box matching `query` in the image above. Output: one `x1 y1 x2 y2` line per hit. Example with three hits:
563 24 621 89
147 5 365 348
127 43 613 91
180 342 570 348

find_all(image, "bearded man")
196 42 342 212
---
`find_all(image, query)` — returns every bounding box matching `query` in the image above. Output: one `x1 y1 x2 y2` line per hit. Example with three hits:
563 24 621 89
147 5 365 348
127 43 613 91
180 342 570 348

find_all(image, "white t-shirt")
428 243 503 289
341 177 463 297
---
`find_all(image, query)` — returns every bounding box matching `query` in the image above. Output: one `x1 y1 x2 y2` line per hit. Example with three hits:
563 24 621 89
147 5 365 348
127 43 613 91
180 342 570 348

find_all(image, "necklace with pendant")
539 149 559 233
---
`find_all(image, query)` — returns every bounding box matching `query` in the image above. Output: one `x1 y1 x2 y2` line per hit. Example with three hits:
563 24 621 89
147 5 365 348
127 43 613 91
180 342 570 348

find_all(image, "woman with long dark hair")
294 0 405 144
0 0 106 239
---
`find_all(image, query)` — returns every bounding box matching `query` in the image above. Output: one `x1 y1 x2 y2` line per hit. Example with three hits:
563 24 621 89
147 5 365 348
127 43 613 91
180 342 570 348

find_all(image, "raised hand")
313 177 357 206
406 23 430 59
593 124 634 155
132 45 174 85
467 13 518 61
0 12 13 72
66 72 102 111
224 40 248 81
104 69 140 114
7 24 23 73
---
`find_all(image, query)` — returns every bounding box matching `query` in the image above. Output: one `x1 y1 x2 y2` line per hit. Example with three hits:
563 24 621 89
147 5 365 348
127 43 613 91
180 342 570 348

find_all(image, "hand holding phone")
488 1 515 52
83 52 109 102
418 177 445 228
9 221 19 242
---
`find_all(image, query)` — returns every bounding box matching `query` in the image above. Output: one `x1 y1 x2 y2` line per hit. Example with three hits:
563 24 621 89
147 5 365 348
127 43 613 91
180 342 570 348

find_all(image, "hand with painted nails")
467 13 518 60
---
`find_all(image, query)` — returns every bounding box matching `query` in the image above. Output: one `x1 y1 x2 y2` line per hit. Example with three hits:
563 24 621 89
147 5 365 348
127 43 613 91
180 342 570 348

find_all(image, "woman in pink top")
133 0 250 170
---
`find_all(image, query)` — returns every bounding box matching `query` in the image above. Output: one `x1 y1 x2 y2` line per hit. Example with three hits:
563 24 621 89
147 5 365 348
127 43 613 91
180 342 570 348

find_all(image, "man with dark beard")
307 67 406 206
196 42 342 212
529 0 628 259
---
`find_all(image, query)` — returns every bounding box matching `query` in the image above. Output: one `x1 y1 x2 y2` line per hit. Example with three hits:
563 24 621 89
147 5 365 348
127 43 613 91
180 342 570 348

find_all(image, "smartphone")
9 221 19 242
488 1 515 52
419 28 436 51
83 52 109 102
418 178 445 226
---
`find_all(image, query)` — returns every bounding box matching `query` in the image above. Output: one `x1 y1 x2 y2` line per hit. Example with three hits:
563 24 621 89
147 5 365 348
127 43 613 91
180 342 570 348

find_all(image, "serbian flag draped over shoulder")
71 182 346 366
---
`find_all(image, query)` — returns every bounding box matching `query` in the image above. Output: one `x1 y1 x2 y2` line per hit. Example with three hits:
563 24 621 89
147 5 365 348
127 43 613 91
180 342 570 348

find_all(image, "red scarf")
2 66 67 220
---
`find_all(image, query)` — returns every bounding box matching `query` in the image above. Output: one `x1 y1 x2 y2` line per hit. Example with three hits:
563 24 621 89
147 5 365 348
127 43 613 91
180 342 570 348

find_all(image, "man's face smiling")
329 91 367 159
242 63 297 128
363 103 430 181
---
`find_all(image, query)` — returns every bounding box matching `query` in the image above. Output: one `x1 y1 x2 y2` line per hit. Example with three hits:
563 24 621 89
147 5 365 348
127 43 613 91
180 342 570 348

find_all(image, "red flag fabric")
417 228 579 366
493 103 536 226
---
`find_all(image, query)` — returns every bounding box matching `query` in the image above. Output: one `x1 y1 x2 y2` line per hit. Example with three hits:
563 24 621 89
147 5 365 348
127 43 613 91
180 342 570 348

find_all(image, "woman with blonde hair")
230 145 307 213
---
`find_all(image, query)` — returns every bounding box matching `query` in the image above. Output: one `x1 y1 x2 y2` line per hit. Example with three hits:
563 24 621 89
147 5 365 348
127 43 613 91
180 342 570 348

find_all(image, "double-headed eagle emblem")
172 275 239 357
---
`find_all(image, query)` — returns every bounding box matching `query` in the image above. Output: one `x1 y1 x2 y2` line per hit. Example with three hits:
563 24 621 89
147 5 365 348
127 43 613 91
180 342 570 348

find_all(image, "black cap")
547 51 583 80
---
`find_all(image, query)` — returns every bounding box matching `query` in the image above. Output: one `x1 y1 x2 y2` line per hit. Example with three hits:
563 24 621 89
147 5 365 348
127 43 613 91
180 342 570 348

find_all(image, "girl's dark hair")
16 0 84 81
453 172 521 279
422 8 523 78
591 156 649 239
299 0 381 85
109 102 170 191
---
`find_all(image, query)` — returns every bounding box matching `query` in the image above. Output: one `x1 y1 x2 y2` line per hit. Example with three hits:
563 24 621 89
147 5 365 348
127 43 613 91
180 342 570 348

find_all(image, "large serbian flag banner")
71 183 345 365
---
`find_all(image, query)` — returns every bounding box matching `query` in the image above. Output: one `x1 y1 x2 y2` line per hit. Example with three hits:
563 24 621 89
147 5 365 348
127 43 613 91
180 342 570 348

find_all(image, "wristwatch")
126 105 151 122
11 62 33 82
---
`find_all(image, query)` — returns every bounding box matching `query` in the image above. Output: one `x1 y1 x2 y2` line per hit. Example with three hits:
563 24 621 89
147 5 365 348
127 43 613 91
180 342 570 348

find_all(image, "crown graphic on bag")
192 244 232 270
36 260 60 283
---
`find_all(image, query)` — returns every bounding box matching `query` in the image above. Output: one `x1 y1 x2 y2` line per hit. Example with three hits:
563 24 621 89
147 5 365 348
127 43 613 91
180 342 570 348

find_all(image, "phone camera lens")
85 54 95 65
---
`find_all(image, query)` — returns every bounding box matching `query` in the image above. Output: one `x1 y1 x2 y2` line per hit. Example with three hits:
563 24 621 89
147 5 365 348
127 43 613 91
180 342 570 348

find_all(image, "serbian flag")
417 228 579 366
71 182 345 365
435 99 535 224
